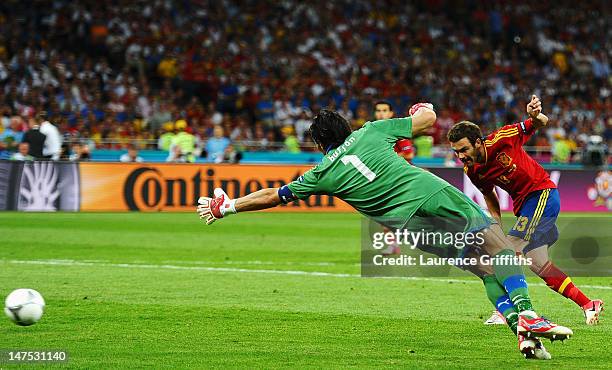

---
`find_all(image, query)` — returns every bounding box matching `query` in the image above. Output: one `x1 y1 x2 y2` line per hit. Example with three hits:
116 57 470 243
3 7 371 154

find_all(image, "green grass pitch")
0 212 610 368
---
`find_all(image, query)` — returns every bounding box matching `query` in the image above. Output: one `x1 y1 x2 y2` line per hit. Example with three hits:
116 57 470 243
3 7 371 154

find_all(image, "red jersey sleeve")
515 118 535 145
487 118 535 147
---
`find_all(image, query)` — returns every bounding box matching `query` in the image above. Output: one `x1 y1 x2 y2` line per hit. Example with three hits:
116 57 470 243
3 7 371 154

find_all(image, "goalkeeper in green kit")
197 103 572 360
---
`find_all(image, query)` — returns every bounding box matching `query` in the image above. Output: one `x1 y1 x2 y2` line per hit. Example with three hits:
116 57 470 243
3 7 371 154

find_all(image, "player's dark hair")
447 121 483 146
309 109 352 152
374 100 393 112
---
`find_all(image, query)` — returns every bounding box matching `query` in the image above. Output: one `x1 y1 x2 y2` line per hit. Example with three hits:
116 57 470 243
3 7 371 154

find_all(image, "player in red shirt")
448 95 603 326
394 138 415 164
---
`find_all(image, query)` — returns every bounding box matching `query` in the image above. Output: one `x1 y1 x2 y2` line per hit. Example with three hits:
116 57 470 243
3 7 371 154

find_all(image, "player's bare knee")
525 245 550 275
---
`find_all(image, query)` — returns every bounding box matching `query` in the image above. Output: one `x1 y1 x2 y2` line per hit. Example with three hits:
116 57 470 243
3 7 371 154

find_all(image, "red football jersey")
464 118 557 215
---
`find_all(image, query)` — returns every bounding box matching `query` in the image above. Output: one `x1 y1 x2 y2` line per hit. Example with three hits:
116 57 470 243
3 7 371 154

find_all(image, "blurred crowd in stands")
0 0 610 164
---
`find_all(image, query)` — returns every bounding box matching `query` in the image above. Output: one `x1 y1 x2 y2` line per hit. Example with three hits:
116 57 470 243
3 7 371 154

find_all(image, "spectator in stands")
582 135 608 167
282 126 301 153
22 117 46 159
274 97 298 127
206 125 230 163
250 124 268 151
149 102 174 133
552 134 571 163
58 144 69 161
294 110 312 143
0 1 608 164
10 142 33 161
338 101 354 122
166 143 187 163
172 119 196 162
414 136 434 158
0 116 24 154
0 107 11 130
120 145 144 163
158 123 176 151
256 91 275 126
157 53 178 80
69 142 91 162
37 113 62 161
352 105 369 129
223 144 243 164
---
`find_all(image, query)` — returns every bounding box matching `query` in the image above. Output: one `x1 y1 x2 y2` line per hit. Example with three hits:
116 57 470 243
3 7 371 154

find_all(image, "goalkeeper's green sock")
483 275 519 334
491 249 536 317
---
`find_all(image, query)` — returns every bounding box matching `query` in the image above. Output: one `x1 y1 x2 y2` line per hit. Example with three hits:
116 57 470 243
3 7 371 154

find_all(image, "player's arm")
410 103 437 136
531 112 549 130
526 94 549 130
235 188 281 212
197 187 285 225
198 169 319 225
483 189 502 226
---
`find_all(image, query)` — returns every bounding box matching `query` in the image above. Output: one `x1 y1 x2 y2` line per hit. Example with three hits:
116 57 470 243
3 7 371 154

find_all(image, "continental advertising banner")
0 161 609 213
79 163 350 212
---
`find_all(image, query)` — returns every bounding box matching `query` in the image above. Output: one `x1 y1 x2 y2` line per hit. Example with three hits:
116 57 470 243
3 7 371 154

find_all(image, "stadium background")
0 0 609 213
0 0 609 165
0 1 611 368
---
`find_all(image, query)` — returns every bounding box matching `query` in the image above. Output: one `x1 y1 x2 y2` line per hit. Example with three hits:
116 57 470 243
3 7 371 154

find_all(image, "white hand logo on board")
19 162 60 211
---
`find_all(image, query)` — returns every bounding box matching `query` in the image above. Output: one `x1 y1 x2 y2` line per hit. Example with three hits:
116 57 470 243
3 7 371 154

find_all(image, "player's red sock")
538 261 591 307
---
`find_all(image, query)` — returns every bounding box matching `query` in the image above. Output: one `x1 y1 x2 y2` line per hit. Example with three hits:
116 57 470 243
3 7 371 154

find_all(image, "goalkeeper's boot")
380 231 401 255
518 334 551 360
582 299 603 325
381 243 401 256
483 310 506 325
517 315 573 341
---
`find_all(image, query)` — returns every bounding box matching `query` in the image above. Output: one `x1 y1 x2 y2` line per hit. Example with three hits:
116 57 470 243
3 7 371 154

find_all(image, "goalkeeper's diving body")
197 104 572 360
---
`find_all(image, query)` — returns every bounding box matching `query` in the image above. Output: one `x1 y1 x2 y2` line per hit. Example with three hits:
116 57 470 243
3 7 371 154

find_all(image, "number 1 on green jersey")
341 155 376 182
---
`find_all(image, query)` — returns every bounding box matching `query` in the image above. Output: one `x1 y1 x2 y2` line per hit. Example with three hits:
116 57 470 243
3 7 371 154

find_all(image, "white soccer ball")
4 289 45 326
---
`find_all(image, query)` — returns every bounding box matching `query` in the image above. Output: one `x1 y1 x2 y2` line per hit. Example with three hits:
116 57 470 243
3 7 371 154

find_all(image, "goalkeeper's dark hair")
447 121 483 146
309 109 352 152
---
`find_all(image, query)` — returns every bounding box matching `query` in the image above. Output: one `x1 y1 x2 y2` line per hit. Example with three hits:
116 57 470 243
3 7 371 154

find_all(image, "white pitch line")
4 259 612 290
161 260 353 267
6 259 360 278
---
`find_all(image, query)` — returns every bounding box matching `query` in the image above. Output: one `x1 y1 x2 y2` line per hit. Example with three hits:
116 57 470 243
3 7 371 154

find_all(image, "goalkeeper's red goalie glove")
197 188 237 225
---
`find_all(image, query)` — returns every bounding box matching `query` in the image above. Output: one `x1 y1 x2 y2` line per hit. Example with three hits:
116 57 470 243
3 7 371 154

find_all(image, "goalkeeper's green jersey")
287 117 450 229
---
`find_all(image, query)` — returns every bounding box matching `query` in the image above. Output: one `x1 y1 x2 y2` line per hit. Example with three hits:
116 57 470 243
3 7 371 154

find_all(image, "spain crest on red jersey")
496 152 512 167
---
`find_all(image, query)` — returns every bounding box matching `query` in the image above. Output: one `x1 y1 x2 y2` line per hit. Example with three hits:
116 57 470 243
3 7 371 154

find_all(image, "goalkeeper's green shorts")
404 185 494 257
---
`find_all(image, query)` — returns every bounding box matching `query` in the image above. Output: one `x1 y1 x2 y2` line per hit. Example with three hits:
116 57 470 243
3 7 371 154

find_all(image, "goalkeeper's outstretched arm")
235 188 281 212
197 187 283 225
